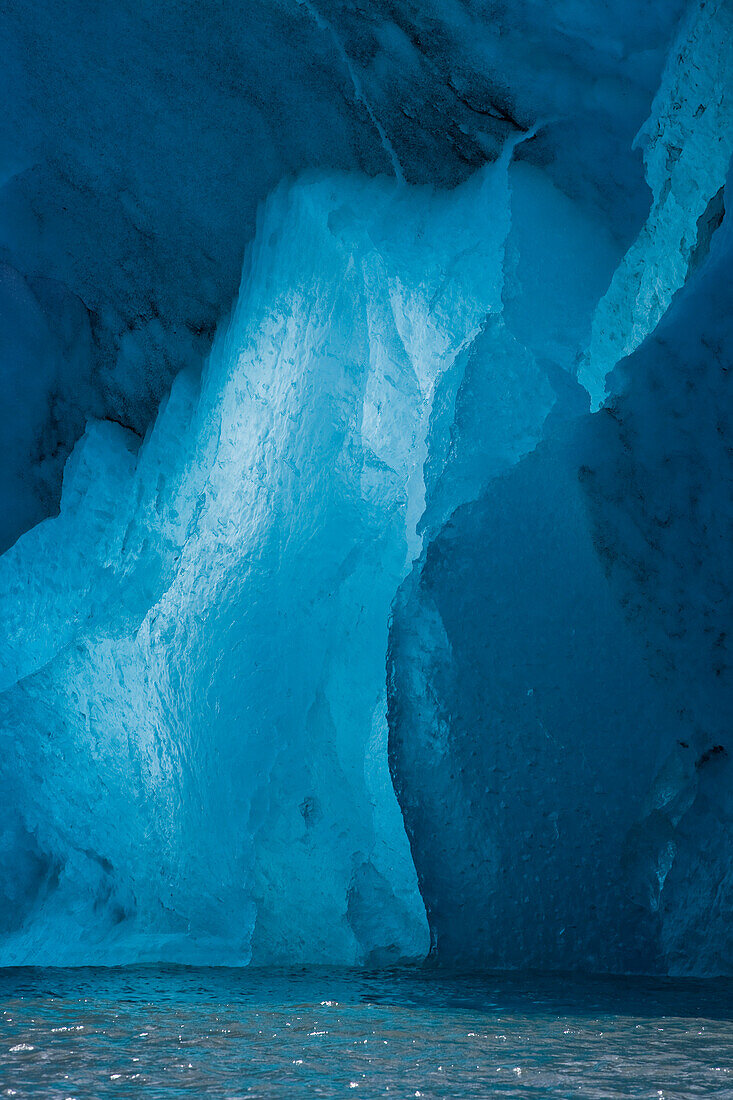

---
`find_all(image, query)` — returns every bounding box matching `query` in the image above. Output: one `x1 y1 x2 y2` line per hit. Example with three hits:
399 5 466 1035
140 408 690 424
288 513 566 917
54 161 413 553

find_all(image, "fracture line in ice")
294 0 406 183
581 0 733 407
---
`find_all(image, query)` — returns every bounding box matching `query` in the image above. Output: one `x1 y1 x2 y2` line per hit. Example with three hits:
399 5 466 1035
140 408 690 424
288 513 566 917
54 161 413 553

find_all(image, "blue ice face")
0 0 685 553
388 0 733 971
0 0 731 973
0 160 518 965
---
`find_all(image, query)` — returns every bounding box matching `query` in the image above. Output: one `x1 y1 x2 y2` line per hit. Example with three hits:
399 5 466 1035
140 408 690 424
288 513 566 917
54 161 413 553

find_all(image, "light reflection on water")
0 967 731 1097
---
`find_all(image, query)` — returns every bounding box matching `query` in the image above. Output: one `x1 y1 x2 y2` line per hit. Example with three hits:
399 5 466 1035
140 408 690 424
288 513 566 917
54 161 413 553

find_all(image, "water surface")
1 967 731 1097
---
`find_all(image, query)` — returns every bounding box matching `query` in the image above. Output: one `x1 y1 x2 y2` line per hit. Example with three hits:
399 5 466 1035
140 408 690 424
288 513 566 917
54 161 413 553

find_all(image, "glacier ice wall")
2 0 732 973
583 206 733 975
388 1 733 975
0 159 522 964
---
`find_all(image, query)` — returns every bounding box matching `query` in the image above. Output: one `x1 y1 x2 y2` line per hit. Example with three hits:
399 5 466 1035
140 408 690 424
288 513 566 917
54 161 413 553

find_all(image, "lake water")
0 967 731 1097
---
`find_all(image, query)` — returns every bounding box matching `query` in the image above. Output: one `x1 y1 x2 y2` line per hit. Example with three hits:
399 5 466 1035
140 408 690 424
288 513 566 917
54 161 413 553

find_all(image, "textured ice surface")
388 1 733 975
581 0 733 406
0 159 523 964
1 0 732 973
0 0 684 549
583 208 733 975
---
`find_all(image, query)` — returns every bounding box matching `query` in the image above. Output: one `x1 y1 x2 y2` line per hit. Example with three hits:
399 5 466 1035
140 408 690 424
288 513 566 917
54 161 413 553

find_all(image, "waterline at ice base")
1 0 733 1078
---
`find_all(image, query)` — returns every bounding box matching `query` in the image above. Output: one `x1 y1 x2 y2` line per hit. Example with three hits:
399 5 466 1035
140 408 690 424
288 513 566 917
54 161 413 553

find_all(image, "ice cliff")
0 0 732 972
